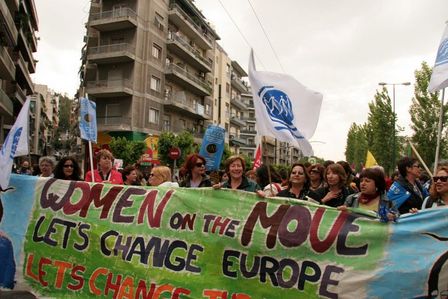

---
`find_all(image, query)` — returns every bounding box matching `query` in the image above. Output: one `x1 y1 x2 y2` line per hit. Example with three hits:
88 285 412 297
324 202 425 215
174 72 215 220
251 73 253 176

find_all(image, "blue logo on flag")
435 38 448 67
1 127 22 159
258 86 304 139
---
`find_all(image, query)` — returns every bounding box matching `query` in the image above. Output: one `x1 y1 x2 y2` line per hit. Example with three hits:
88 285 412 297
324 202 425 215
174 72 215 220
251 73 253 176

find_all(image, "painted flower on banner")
259 86 304 139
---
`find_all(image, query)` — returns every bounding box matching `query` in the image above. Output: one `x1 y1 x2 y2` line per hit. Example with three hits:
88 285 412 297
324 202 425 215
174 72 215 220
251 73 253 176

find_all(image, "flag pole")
433 88 445 174
407 139 432 176
88 141 95 182
262 136 273 194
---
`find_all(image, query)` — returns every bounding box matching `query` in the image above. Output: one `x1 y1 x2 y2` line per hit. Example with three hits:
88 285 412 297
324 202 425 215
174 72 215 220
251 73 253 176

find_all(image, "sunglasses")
310 170 320 174
195 162 205 167
149 173 155 177
63 164 74 168
433 176 448 182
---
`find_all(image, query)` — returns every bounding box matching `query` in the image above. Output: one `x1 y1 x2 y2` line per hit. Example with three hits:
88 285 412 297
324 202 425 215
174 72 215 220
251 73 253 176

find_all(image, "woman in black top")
53 157 82 181
277 163 318 200
315 163 353 207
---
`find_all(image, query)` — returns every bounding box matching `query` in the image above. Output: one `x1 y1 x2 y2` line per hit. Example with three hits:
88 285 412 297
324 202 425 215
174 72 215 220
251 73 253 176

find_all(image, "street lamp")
378 82 411 167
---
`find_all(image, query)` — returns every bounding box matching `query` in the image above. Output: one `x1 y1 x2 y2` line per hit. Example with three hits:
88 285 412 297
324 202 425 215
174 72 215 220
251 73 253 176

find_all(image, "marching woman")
53 157 83 181
179 154 212 188
213 155 260 192
85 149 123 184
276 163 318 200
122 165 140 186
422 165 448 209
315 163 354 207
307 163 326 191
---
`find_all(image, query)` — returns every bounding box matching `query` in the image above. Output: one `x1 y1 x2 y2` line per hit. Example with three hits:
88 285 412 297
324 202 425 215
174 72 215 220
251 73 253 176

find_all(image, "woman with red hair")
179 154 212 188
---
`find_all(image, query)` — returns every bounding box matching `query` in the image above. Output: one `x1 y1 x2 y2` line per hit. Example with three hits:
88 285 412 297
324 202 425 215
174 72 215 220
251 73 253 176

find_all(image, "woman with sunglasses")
179 154 212 188
149 166 179 187
53 157 82 181
422 166 448 209
276 163 318 200
307 164 326 191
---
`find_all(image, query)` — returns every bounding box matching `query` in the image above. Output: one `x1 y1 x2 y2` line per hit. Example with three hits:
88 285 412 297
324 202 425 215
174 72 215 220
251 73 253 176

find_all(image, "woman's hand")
212 182 222 190
337 205 348 211
409 208 419 214
322 190 341 203
256 190 266 198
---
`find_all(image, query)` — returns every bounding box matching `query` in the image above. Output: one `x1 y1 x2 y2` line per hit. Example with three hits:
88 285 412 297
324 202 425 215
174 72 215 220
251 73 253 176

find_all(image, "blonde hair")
152 166 172 183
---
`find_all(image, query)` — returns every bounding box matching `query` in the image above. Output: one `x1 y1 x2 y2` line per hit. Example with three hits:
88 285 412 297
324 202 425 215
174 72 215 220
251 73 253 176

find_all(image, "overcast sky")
33 1 447 161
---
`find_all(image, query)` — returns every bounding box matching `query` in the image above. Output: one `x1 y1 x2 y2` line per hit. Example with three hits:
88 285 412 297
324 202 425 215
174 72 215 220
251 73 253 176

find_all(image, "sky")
33 0 448 161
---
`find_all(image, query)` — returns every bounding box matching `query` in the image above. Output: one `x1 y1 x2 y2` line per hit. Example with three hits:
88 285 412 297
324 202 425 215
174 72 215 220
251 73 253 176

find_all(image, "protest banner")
0 175 447 298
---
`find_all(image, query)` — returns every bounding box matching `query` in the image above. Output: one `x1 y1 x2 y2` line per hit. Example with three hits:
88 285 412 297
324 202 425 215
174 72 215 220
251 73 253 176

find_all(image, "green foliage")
220 144 232 169
410 62 448 168
109 137 147 167
158 131 195 167
345 123 368 172
366 88 400 175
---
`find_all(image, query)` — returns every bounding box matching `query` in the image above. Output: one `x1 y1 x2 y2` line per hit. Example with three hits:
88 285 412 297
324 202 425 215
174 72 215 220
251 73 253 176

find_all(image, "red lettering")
68 265 85 291
89 268 108 295
138 190 174 228
25 254 40 282
53 260 72 289
136 280 156 299
310 208 348 253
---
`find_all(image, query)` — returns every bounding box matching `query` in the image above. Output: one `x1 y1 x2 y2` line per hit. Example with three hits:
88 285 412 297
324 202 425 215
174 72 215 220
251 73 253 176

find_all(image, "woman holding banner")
276 163 318 200
179 154 212 188
85 149 123 184
422 165 448 209
214 155 260 192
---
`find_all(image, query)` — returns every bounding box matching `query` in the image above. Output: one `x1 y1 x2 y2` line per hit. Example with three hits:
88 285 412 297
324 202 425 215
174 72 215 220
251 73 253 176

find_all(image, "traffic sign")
168 147 181 160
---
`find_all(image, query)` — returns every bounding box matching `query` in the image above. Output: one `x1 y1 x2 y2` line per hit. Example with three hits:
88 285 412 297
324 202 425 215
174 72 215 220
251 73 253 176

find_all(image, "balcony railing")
89 7 137 22
230 96 248 110
166 63 212 94
86 79 132 90
97 116 131 126
167 32 212 69
89 43 135 55
164 94 212 119
168 2 213 46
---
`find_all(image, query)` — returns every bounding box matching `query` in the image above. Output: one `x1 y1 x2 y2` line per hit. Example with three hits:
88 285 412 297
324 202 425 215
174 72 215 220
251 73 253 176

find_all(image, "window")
163 118 170 131
180 119 186 129
150 76 161 92
226 83 230 94
105 103 121 124
152 44 162 59
154 12 164 31
149 108 159 124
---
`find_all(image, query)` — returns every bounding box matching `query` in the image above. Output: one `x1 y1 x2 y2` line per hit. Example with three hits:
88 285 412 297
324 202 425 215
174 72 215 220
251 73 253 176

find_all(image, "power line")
216 0 266 70
246 0 285 73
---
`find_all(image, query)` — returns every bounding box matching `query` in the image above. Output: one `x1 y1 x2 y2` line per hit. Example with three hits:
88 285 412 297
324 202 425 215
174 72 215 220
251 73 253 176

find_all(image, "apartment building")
239 92 256 157
81 0 219 144
0 0 38 143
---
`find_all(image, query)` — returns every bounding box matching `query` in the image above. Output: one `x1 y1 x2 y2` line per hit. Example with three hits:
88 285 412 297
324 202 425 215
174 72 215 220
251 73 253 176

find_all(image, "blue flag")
387 182 411 209
199 125 225 171
79 97 97 143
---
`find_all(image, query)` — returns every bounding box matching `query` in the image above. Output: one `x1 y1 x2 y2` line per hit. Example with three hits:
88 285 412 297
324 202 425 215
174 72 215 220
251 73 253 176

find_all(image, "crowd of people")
12 149 448 220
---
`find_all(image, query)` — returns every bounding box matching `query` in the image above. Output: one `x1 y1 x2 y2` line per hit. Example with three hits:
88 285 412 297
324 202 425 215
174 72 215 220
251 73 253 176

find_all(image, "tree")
51 94 78 156
366 88 399 175
409 62 448 168
158 131 195 167
345 123 368 172
109 137 146 167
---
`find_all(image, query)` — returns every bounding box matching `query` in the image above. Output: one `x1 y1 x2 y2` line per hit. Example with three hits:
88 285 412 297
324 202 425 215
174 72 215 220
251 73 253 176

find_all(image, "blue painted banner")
0 175 447 298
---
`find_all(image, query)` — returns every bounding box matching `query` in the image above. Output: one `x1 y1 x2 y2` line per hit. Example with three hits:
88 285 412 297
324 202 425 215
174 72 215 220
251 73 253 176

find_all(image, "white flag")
0 97 31 190
429 23 448 92
248 50 322 156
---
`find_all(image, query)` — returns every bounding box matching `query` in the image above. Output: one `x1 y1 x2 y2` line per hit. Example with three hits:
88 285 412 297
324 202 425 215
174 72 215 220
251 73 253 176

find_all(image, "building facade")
0 0 38 143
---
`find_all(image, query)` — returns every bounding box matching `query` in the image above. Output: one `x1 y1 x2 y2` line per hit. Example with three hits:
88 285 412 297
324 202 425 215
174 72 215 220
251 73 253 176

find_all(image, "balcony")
13 83 26 104
165 63 212 96
13 51 34 93
231 74 248 93
230 96 248 110
17 28 36 73
230 115 246 127
0 0 18 47
0 88 13 116
88 43 136 64
167 33 212 73
86 79 133 97
242 116 256 123
229 134 246 147
0 46 15 80
164 94 211 120
168 3 213 50
89 7 137 31
240 129 257 136
97 116 132 131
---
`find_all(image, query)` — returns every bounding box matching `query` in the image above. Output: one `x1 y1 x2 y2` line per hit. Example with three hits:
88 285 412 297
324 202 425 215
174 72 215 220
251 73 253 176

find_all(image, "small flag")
248 50 322 156
79 97 97 143
365 150 378 168
0 98 31 189
253 144 262 170
199 125 225 171
428 22 448 92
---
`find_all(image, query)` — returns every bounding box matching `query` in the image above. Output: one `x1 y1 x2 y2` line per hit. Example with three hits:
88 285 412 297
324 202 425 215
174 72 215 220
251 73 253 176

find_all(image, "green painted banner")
18 178 389 298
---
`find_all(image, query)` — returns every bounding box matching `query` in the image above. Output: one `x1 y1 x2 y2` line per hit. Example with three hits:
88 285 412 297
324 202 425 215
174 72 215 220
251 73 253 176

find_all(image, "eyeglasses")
63 164 74 168
195 162 205 167
433 176 448 182
310 170 320 174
